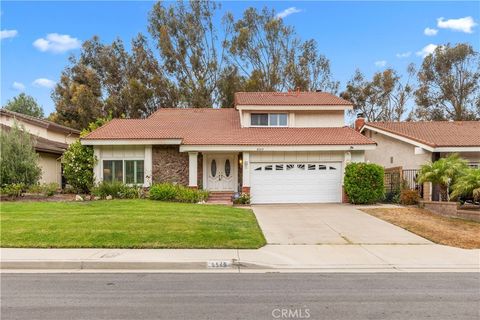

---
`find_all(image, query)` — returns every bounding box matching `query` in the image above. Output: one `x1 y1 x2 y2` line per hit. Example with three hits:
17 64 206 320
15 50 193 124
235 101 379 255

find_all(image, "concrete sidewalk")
2 244 479 273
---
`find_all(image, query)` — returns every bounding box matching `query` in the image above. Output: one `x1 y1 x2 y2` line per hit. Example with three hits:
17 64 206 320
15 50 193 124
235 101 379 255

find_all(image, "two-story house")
81 91 376 204
0 109 80 186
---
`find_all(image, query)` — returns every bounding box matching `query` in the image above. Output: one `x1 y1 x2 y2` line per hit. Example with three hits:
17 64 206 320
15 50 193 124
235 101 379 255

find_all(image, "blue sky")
1 1 479 116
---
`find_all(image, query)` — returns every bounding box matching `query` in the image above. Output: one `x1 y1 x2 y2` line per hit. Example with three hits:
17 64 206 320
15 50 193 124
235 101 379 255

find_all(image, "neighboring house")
358 119 480 170
0 109 80 186
82 91 376 204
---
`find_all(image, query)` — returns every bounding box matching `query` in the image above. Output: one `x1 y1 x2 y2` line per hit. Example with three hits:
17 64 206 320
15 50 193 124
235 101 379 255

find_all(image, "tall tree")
341 65 415 121
224 7 338 94
286 39 339 93
51 35 175 130
51 58 104 130
149 0 226 107
414 43 480 120
3 93 44 118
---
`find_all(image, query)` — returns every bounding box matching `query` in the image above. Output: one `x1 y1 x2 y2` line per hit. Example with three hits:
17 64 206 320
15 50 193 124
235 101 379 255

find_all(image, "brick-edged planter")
419 200 480 222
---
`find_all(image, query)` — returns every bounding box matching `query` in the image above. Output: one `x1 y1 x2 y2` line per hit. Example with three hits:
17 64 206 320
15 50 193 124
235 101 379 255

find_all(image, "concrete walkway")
252 204 431 245
1 245 479 272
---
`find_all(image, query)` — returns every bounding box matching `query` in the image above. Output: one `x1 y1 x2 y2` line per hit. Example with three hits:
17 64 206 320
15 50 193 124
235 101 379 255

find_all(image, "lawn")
0 200 266 249
362 207 480 249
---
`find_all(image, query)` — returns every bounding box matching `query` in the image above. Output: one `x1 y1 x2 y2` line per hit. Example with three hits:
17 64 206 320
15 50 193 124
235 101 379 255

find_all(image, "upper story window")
251 113 288 127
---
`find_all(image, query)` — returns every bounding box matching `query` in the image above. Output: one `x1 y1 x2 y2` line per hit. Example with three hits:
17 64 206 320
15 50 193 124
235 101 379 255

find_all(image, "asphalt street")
1 273 479 320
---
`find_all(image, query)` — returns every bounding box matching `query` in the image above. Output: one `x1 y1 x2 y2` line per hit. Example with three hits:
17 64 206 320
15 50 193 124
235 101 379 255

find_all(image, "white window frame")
102 159 145 185
250 113 288 127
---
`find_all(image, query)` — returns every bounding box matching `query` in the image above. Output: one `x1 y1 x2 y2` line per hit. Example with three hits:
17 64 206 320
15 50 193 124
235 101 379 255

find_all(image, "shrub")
42 183 59 197
149 183 209 203
27 184 43 194
149 183 178 201
417 154 468 201
399 189 420 205
451 168 480 201
91 181 144 199
29 183 59 196
0 122 41 186
344 163 384 204
62 140 96 193
176 186 209 203
233 193 250 205
0 183 25 197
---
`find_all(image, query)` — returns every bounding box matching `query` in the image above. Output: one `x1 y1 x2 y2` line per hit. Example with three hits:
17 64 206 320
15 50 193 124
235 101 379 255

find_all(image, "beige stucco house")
82 91 376 204
357 120 480 169
0 109 80 186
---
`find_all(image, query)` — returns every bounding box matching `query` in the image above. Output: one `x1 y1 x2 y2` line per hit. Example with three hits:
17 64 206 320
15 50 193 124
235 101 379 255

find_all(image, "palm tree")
417 154 468 201
451 168 480 202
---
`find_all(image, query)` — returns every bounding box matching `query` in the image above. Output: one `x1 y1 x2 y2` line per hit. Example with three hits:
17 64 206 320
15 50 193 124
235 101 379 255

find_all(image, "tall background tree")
3 93 44 118
51 34 175 130
341 65 415 121
148 0 226 108
414 43 480 120
224 7 338 97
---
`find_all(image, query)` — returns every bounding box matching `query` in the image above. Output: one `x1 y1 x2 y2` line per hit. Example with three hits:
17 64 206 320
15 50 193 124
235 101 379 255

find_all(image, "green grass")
0 200 266 249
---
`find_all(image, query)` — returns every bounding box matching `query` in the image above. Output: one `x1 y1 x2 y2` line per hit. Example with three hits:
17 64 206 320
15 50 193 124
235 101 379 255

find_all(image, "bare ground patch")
362 207 480 249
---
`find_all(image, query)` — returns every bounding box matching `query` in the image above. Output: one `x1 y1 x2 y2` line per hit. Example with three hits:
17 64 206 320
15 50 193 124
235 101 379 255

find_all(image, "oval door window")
225 159 231 177
211 160 217 177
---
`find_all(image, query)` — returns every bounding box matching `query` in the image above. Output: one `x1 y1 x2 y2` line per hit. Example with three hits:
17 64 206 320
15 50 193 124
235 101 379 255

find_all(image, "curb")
0 260 266 270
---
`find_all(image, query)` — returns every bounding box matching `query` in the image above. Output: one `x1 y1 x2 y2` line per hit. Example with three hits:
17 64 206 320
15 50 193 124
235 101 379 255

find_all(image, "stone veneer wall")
152 145 204 188
152 146 189 185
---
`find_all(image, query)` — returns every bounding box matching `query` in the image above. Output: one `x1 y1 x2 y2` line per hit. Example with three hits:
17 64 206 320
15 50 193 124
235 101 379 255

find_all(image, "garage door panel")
250 162 342 204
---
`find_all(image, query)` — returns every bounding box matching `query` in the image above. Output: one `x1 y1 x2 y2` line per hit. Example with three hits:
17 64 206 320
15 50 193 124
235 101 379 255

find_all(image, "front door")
207 155 235 191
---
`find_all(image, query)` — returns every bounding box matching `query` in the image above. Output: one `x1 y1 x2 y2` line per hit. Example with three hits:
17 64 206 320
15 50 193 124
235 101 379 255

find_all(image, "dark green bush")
91 181 144 199
344 163 384 204
149 183 209 203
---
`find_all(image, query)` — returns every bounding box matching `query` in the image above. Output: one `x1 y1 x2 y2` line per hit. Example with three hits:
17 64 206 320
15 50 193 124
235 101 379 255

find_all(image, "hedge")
344 163 384 204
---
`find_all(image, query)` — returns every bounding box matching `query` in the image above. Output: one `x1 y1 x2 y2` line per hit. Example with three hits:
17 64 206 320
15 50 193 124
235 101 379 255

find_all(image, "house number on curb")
207 260 232 268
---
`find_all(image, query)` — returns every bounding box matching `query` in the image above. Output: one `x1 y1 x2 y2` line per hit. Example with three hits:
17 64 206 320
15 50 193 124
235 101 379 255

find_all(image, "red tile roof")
234 91 352 106
365 121 480 148
83 108 374 146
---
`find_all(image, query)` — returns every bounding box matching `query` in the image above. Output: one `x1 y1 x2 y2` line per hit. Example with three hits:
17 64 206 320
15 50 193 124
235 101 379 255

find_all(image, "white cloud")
32 78 56 89
424 27 438 36
276 7 302 19
416 44 438 58
374 60 387 67
437 16 477 33
33 33 81 53
1 29 18 40
12 81 25 91
396 51 411 58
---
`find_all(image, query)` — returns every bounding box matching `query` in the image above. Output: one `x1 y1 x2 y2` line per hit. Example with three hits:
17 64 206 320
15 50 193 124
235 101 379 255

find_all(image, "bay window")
103 160 144 185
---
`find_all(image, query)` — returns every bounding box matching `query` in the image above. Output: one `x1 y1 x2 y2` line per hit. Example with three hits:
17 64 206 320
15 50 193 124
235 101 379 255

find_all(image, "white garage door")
250 162 342 204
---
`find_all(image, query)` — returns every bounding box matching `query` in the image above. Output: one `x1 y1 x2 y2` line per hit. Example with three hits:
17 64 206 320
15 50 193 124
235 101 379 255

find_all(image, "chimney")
354 113 365 131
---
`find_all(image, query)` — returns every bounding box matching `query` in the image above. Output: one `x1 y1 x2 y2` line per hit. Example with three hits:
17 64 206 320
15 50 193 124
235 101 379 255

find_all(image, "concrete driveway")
252 204 431 245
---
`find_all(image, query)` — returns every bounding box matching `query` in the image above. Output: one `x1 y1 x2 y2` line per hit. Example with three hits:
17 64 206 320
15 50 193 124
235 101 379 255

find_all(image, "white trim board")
362 125 480 152
180 144 376 152
81 139 182 146
237 105 352 111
